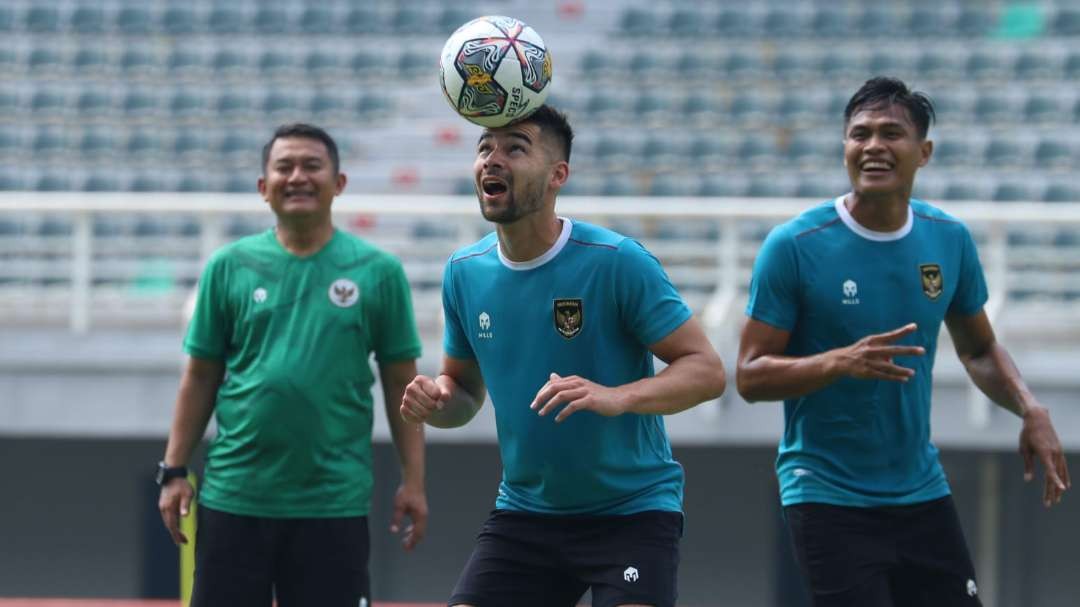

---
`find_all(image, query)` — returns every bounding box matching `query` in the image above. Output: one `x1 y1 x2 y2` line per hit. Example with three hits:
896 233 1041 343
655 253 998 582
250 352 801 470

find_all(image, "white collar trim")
834 195 912 242
498 217 573 271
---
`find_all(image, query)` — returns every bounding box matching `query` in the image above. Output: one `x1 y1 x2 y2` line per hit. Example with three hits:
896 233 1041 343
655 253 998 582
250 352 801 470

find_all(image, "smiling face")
257 136 345 221
472 122 563 225
843 103 933 198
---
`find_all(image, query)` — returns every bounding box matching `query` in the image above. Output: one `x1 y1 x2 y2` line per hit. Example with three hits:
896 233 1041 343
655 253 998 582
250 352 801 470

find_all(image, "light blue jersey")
747 197 989 508
443 218 692 515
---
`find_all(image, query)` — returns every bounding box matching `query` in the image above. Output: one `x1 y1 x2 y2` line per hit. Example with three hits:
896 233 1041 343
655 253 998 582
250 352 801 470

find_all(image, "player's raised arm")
401 355 486 428
532 316 725 422
737 319 926 403
945 309 1070 506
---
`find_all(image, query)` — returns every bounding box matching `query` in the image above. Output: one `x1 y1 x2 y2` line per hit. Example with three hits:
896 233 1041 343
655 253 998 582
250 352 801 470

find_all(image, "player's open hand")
401 375 449 423
833 323 926 382
1019 405 1070 507
391 481 428 551
531 373 627 423
158 477 195 545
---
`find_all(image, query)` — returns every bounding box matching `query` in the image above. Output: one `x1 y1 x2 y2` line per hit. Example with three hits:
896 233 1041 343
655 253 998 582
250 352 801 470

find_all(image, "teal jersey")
184 229 422 518
747 197 988 507
443 219 692 515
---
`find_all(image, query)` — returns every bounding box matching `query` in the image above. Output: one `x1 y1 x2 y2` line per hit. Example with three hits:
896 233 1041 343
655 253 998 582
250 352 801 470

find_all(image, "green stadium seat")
591 136 631 170
129 174 165 192
682 94 720 124
773 52 813 83
915 51 962 81
600 176 637 196
716 9 758 37
1065 53 1080 80
932 140 975 168
983 138 1027 168
584 94 623 120
1051 9 1080 36
640 136 680 170
224 175 254 193
38 216 73 236
628 51 665 80
699 175 746 197
26 6 61 32
30 88 67 117
675 52 713 80
648 174 691 197
262 92 300 118
304 50 341 78
176 175 209 192
120 48 159 77
581 50 617 78
126 131 163 161
956 8 996 36
729 92 772 125
973 93 1014 124
795 176 842 199
0 130 20 158
942 181 988 201
688 136 735 170
633 93 671 122
169 90 206 120
212 49 250 76
856 8 897 37
71 6 107 34
0 6 13 32
762 8 804 37
786 134 836 168
724 51 765 80
79 130 115 158
254 7 289 34
746 178 792 198
349 50 384 79
737 137 777 168
818 52 861 82
162 6 198 35
173 132 210 164
397 50 432 79
216 92 254 121
310 92 347 118
354 94 391 120
392 6 430 34
115 7 155 34
123 89 160 118
167 48 207 78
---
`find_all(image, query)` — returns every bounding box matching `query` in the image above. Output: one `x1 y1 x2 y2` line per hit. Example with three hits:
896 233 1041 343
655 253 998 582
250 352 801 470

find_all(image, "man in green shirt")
157 123 427 606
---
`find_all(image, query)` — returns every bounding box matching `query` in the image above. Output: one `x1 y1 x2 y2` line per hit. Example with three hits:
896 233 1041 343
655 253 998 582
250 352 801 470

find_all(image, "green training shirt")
184 228 422 518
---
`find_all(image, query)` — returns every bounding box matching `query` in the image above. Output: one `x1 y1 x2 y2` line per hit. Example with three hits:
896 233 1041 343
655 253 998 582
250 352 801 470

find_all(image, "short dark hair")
517 105 574 162
844 77 936 139
261 123 340 174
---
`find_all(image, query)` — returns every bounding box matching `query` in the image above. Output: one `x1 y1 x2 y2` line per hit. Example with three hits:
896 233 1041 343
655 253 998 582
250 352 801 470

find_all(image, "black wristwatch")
155 461 189 486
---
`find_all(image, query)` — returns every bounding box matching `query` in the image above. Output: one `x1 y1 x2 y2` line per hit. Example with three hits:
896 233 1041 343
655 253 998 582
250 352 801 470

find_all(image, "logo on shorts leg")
623 566 639 582
966 579 978 597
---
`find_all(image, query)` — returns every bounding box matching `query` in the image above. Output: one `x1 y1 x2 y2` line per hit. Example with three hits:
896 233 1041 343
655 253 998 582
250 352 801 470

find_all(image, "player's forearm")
622 351 726 415
384 384 426 487
960 341 1036 418
163 365 222 466
737 350 842 403
424 374 483 428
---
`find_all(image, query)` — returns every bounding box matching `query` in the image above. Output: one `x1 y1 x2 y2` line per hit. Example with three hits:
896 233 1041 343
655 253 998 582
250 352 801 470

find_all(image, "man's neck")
846 190 911 232
496 212 562 263
274 219 334 257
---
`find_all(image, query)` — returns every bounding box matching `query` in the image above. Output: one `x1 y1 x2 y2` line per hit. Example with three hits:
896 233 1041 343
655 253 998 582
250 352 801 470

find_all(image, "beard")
478 176 547 224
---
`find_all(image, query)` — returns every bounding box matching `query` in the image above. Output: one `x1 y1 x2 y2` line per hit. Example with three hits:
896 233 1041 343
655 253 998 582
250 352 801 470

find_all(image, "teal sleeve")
745 226 800 331
441 259 475 359
949 224 989 316
614 239 692 346
183 254 229 360
371 257 422 363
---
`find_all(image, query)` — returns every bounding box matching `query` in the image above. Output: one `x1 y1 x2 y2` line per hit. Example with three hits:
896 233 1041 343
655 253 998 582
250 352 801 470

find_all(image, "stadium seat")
115 7 155 34
26 6 61 33
688 135 736 171
128 174 165 192
176 174 210 192
682 94 720 124
35 173 73 192
0 5 13 32
437 8 473 35
122 89 160 119
0 47 17 75
259 50 295 79
206 6 245 34
795 176 843 199
345 7 382 34
223 175 254 193
633 93 671 123
619 8 659 37
773 52 813 83
300 6 335 34
810 8 851 37
30 88 67 118
786 134 837 168
27 48 64 75
82 176 121 192
856 7 897 37
38 216 73 236
992 181 1036 202
628 51 666 81
397 50 432 80
932 140 975 168
983 137 1028 168
71 6 107 34
305 50 342 79
391 6 430 34
600 175 638 196
906 7 950 37
738 137 777 168
1052 8 1080 36
942 180 988 201
1024 95 1063 124
261 92 300 118
0 130 20 159
216 92 254 121
218 130 258 165
79 130 115 159
254 6 289 34
581 50 618 79
647 173 692 197
120 48 159 78
310 92 348 119
1034 140 1073 169
72 47 109 75
1014 51 1059 80
125 131 163 162
746 177 794 198
956 8 996 36
716 9 758 37
212 49 251 77
729 92 773 126
640 135 680 171
172 132 210 165
817 52 862 82
161 6 198 35
349 50 385 79
167 49 207 79
966 51 1008 81
1064 52 1080 80
670 8 710 36
1043 183 1079 202
915 51 962 81
762 8 805 37
724 51 765 81
354 94 391 121
591 136 632 170
674 52 713 80
973 93 1016 125
169 90 206 121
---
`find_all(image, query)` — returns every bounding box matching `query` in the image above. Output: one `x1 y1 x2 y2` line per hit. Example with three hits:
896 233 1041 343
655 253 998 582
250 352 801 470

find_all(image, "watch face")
155 463 166 485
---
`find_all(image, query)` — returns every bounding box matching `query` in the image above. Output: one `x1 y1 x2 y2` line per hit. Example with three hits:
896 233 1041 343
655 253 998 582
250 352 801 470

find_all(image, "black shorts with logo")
191 504 370 607
449 509 683 607
784 495 982 607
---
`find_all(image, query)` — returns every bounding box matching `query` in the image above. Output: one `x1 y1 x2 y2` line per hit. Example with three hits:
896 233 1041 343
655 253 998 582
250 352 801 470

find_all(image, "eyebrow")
477 131 534 146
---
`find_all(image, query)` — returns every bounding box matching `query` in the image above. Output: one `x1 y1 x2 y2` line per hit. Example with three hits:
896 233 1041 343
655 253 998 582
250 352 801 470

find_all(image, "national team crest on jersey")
920 264 943 300
554 298 583 339
329 278 360 307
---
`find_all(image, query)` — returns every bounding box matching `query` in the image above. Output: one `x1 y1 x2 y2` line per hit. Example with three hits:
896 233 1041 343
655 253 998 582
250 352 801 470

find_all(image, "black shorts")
449 509 683 607
784 496 982 607
191 504 370 607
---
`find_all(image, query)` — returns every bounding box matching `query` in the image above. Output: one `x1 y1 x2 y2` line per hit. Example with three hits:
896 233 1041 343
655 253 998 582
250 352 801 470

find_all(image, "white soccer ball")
439 15 552 127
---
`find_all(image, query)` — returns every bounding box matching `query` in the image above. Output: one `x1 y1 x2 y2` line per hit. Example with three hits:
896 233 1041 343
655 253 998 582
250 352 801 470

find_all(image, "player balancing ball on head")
439 15 552 127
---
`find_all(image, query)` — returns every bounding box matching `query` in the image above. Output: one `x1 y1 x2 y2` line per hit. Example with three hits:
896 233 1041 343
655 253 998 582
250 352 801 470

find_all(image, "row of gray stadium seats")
618 4 1080 38
2 4 475 36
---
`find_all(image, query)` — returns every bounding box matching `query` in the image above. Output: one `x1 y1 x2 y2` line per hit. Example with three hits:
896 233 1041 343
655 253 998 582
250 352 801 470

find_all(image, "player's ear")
918 139 933 168
257 175 268 200
550 160 569 190
335 172 347 195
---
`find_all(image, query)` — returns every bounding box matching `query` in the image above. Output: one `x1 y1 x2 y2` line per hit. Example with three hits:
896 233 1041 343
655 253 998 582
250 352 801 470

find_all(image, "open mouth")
481 178 508 196
860 160 893 174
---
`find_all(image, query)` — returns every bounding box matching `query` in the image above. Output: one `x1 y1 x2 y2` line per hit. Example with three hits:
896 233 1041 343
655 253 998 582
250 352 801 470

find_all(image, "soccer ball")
439 15 552 127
